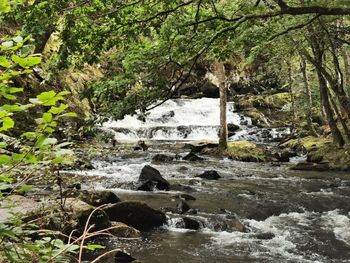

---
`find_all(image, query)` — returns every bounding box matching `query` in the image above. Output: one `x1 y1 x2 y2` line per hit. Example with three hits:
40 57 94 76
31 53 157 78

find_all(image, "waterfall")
101 98 290 143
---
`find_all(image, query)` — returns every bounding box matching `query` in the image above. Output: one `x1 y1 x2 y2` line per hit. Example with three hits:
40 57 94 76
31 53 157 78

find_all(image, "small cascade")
101 98 290 143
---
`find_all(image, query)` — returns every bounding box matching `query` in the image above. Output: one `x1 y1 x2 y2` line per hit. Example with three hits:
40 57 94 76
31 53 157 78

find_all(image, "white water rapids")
72 98 350 262
101 98 290 142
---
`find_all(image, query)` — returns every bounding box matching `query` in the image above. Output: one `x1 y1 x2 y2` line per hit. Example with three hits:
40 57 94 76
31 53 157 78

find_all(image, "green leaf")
0 117 14 131
60 112 77 117
0 0 11 13
22 132 37 140
2 93 16 100
13 36 23 43
12 55 41 68
12 153 24 162
8 87 23 94
0 175 12 183
25 154 37 164
42 113 52 123
37 91 56 101
0 154 10 165
0 56 11 68
57 91 71 96
0 142 7 148
16 185 33 193
49 104 68 114
1 104 23 112
37 91 63 106
86 244 105 251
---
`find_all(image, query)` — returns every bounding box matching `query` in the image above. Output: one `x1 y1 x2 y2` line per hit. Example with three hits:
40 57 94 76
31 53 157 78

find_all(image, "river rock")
255 232 275 240
196 170 221 180
110 222 141 238
183 152 204 161
213 219 246 232
79 190 121 206
76 206 111 233
200 81 219 98
0 195 40 223
227 123 240 137
187 142 219 153
114 251 137 263
176 200 191 214
182 217 201 230
152 154 174 163
104 201 166 230
138 165 170 191
291 162 329 171
270 149 295 162
307 153 324 163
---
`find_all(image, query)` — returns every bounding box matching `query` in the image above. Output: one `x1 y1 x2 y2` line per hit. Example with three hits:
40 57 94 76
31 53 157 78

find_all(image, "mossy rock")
235 92 291 110
284 136 350 171
226 141 267 162
245 109 269 127
253 92 291 109
283 136 332 152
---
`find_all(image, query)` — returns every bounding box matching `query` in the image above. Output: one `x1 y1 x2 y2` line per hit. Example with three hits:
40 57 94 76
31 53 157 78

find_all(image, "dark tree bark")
311 38 345 146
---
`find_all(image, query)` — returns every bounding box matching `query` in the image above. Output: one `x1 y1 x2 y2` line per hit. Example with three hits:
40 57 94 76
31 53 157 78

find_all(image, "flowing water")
78 98 350 263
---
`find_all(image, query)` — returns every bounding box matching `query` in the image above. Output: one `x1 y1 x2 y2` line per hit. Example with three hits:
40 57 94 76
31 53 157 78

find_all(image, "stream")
75 98 350 263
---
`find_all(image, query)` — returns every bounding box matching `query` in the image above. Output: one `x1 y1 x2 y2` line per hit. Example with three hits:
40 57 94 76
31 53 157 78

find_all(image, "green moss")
236 92 291 110
284 136 350 170
245 109 268 127
283 136 332 152
253 92 291 109
226 141 267 162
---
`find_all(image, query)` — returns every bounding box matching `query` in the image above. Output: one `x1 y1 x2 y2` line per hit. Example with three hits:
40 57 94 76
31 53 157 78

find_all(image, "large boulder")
200 81 219 98
226 141 267 162
104 201 166 230
196 170 221 180
137 165 170 191
79 190 121 206
0 195 40 223
182 217 201 230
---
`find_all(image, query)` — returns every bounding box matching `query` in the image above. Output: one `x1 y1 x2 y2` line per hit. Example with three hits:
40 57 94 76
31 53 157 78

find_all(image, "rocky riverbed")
59 140 350 263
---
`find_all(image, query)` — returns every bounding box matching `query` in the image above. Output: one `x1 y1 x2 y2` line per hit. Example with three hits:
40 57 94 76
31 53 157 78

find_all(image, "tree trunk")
309 31 345 146
287 61 296 132
214 61 227 149
330 95 350 140
316 68 344 146
342 49 350 96
300 58 317 135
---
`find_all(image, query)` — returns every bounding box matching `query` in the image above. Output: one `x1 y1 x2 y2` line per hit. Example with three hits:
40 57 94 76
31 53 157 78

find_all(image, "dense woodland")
1 0 350 262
